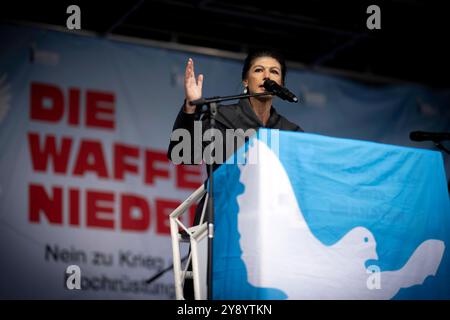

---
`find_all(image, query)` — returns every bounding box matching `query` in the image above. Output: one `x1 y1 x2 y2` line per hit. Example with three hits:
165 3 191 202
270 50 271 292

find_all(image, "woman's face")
243 56 283 94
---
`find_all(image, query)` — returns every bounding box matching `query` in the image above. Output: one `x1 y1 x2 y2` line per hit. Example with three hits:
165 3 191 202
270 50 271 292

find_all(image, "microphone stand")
189 91 273 300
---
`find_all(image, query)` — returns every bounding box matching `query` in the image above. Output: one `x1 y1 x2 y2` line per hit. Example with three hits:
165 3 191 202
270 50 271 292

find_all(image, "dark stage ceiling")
2 0 449 88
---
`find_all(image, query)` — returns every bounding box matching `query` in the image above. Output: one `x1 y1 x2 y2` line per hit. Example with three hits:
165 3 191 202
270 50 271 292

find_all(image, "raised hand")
184 58 203 113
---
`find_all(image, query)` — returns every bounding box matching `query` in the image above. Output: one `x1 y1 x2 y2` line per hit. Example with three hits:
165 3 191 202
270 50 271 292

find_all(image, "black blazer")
167 98 303 166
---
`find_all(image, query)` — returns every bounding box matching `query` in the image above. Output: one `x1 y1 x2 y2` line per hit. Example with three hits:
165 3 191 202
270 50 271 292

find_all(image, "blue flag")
212 129 450 299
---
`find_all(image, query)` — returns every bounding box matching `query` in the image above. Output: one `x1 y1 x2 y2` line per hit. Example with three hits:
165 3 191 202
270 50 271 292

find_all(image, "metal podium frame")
169 184 209 300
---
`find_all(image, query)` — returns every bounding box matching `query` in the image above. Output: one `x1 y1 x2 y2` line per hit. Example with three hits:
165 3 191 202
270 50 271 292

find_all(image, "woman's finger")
197 74 203 91
185 58 194 80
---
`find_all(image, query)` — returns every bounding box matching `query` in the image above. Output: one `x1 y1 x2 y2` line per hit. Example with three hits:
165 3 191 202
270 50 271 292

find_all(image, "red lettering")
86 190 114 229
68 88 81 126
28 133 72 174
145 150 170 185
29 184 62 224
114 144 140 180
30 82 115 130
176 165 203 190
30 82 64 122
28 184 191 235
73 140 109 178
121 194 150 232
155 199 180 235
69 188 80 226
86 91 115 129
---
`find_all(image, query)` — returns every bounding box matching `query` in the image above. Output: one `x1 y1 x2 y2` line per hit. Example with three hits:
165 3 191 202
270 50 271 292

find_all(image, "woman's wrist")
183 100 196 114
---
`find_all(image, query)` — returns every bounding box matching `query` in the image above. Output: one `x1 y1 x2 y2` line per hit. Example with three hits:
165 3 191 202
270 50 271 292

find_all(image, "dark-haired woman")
168 49 303 166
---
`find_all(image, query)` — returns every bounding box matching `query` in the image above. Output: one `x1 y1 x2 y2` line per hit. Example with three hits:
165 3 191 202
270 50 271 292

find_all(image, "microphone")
263 79 298 103
409 131 450 142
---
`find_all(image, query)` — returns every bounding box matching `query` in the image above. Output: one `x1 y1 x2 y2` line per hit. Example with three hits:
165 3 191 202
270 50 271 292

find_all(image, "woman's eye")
255 69 262 72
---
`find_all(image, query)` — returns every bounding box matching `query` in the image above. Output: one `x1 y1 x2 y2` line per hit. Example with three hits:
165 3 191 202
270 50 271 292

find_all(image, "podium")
171 129 450 300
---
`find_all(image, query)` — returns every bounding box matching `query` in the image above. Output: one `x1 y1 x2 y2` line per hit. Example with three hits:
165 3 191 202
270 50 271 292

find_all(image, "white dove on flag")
237 139 445 299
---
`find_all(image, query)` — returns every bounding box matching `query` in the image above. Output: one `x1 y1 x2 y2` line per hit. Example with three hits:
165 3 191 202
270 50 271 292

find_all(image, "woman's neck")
249 97 272 126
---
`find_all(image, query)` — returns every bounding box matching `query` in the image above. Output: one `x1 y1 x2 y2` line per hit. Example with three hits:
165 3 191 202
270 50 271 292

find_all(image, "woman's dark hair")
241 49 287 84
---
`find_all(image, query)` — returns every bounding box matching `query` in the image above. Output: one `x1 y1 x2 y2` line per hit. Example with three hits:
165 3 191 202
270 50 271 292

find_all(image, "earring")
243 86 248 94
